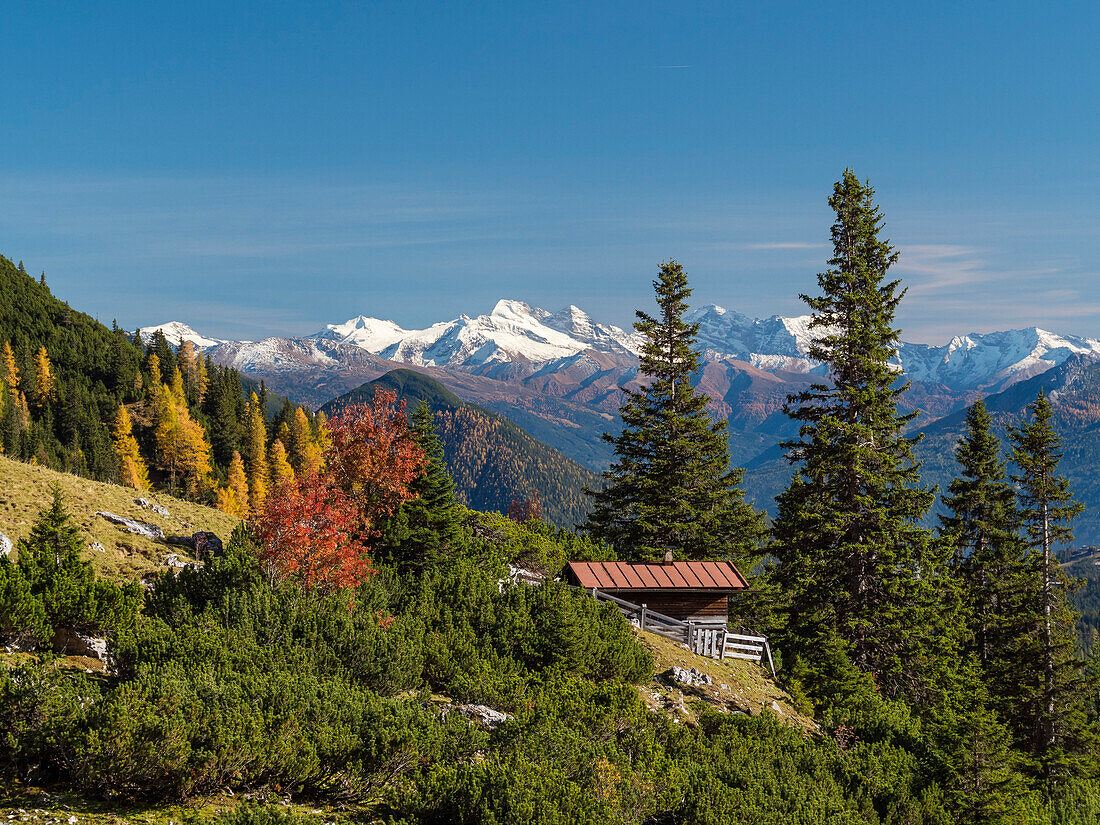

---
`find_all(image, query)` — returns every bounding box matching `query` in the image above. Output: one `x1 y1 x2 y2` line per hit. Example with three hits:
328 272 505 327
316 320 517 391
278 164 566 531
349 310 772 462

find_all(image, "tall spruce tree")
585 260 764 564
1006 391 1098 786
939 398 1030 672
770 171 951 703
375 400 464 568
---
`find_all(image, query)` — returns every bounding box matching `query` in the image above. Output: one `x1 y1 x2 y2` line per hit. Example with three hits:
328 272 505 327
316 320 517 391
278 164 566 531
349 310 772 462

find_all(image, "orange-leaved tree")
252 474 369 592
325 390 426 524
253 391 425 592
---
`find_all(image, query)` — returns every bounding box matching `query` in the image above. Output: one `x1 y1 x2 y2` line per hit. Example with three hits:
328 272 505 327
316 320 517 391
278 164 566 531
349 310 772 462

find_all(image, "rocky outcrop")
95 511 165 540
0 531 12 557
447 703 512 730
665 666 713 688
52 627 109 663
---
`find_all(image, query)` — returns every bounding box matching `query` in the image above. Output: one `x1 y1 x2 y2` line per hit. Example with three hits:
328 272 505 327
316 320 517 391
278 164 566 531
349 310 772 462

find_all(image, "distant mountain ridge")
144 299 1100 396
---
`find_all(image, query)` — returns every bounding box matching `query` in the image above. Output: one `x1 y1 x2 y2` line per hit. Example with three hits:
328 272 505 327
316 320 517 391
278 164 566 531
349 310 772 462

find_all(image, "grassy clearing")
0 787 360 825
634 626 817 733
0 455 239 582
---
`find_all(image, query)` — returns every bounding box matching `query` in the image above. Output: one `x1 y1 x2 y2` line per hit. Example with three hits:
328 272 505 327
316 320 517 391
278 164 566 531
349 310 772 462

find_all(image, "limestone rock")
52 627 109 662
666 666 713 688
134 498 170 516
0 531 12 557
449 703 512 730
95 511 165 541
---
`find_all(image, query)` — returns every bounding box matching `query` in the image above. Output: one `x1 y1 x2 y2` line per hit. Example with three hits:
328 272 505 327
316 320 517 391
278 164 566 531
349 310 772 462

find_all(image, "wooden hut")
562 556 749 623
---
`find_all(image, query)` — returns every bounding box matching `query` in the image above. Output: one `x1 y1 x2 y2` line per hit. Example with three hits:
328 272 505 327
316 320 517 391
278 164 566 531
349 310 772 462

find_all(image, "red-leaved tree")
253 391 425 592
252 473 369 592
326 390 425 522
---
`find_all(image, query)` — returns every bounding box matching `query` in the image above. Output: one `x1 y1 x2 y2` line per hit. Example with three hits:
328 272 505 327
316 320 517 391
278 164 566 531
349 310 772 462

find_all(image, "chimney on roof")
662 548 674 566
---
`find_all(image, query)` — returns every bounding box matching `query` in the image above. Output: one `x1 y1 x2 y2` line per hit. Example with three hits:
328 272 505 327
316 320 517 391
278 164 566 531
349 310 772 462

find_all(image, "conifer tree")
216 451 250 518
586 261 764 563
291 406 322 476
939 399 1030 675
31 346 55 410
112 404 149 490
2 341 19 390
245 394 269 514
268 438 296 490
375 400 464 568
12 489 142 637
146 352 162 386
770 171 950 703
1006 391 1098 785
153 382 214 498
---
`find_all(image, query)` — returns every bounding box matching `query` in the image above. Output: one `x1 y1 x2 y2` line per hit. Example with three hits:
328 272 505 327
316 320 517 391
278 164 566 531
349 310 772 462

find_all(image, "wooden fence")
588 587 775 677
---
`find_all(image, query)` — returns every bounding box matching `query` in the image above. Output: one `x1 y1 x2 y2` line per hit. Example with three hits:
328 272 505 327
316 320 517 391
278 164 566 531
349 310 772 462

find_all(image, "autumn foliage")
325 390 426 522
253 390 425 591
252 473 370 591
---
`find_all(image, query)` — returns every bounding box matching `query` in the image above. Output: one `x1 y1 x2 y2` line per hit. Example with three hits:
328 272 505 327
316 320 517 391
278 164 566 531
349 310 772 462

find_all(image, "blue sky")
3 1 1100 342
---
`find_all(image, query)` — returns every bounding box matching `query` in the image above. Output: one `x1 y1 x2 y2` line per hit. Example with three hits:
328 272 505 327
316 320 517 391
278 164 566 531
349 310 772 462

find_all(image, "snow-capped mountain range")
142 298 1100 396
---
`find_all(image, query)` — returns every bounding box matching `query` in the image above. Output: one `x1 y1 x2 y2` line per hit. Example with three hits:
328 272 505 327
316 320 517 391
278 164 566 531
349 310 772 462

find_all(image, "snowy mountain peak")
490 299 549 323
314 315 407 351
140 322 223 349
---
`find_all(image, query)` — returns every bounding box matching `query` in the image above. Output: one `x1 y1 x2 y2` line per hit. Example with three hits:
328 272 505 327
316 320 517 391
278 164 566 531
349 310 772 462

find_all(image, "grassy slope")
0 455 239 581
634 627 816 734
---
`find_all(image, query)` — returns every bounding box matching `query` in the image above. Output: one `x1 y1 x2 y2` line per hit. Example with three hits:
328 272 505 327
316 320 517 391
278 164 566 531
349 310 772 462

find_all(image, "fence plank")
725 651 762 661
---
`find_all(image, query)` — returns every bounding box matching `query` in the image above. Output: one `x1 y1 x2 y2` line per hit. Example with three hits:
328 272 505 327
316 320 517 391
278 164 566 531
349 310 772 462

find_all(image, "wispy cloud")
742 241 826 251
896 244 994 294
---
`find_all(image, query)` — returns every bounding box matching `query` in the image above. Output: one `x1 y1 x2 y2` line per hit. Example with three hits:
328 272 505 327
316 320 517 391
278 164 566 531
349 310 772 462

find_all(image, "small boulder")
134 497 170 516
89 541 106 553
666 666 713 688
770 700 784 716
53 627 109 662
449 703 512 730
95 511 165 541
0 531 12 557
164 553 187 569
193 531 224 560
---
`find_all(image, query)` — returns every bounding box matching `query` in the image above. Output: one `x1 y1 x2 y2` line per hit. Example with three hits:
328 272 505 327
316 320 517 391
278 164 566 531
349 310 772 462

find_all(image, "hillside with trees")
0 256 325 525
320 369 600 528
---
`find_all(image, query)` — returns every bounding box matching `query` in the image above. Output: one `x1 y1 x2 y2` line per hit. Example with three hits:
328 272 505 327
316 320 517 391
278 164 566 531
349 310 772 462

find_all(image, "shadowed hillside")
321 369 601 528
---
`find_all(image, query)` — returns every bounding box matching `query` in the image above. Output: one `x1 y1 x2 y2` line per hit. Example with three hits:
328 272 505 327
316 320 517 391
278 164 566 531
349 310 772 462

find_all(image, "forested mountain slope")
321 369 600 528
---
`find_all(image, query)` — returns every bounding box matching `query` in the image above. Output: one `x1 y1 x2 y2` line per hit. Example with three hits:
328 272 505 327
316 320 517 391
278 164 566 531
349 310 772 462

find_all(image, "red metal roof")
564 560 748 591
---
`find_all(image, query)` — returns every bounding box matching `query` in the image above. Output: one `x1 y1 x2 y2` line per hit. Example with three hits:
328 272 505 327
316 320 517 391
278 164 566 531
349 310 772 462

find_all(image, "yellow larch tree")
145 353 162 385
169 366 187 406
268 438 296 490
153 381 214 498
1 341 19 390
291 406 323 476
32 347 55 410
314 410 332 457
112 404 150 490
245 394 269 514
216 450 250 518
